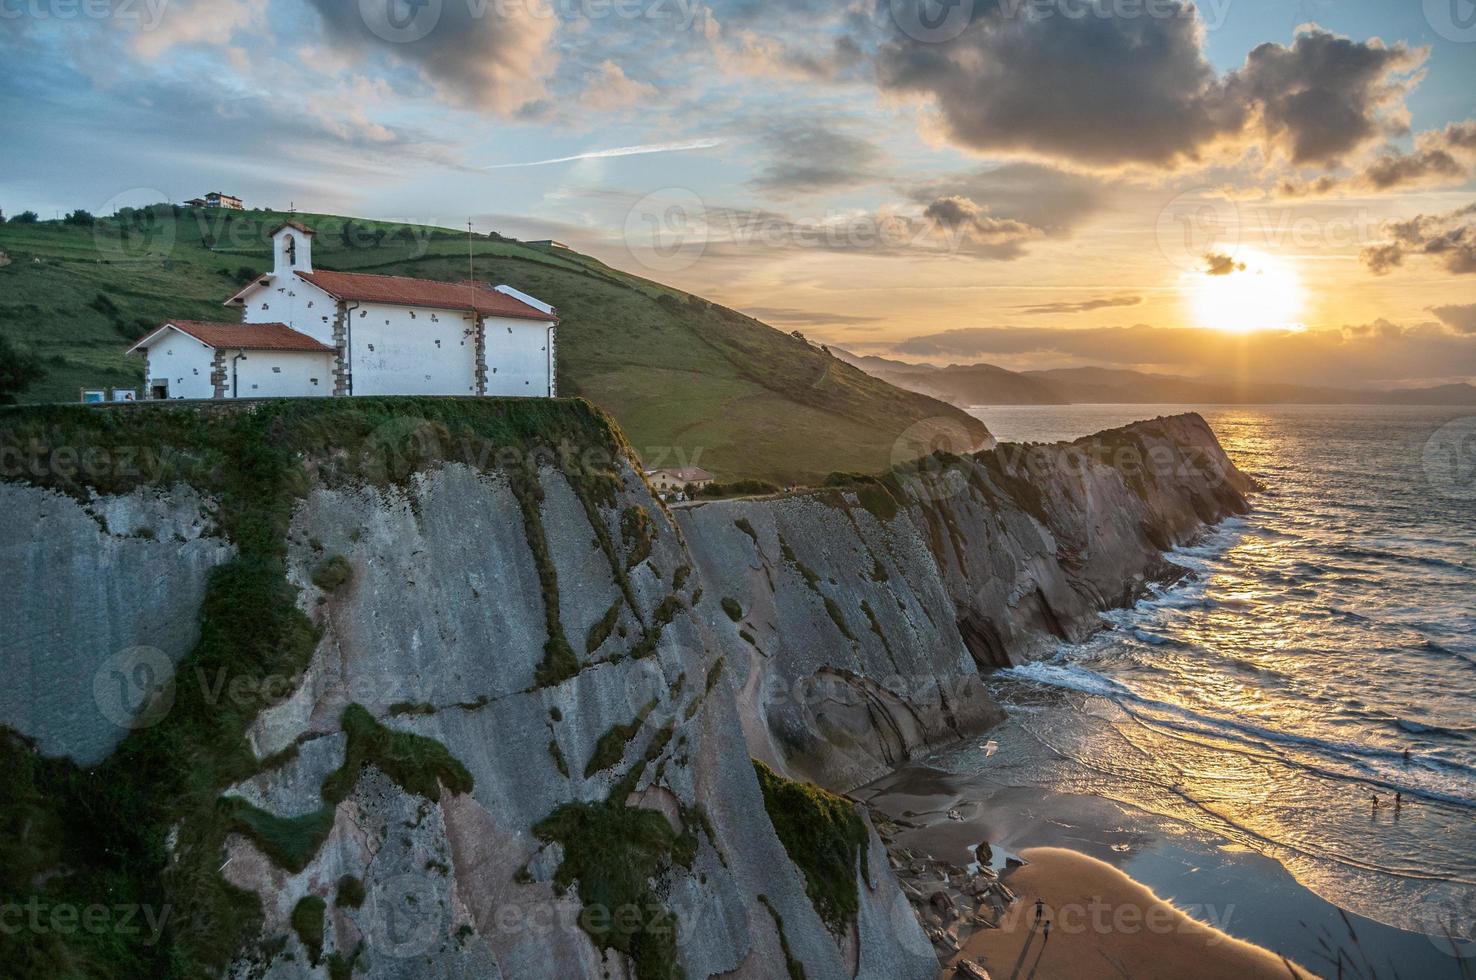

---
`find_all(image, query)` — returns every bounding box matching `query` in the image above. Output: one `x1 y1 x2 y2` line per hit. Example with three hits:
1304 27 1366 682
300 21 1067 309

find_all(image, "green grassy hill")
0 206 988 483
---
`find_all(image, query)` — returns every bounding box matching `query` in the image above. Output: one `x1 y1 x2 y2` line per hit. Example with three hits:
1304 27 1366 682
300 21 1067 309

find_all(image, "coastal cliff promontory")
677 412 1256 791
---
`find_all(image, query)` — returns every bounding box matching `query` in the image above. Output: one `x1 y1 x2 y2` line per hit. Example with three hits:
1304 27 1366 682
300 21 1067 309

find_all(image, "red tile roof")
135 320 334 353
271 220 315 236
296 270 558 322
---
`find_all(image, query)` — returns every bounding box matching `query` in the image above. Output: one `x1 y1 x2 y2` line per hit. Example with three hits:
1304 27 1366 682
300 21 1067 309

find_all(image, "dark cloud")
1224 30 1420 166
884 322 1476 385
1362 146 1465 189
920 196 1043 257
305 0 554 114
907 163 1109 235
1361 243 1404 275
1277 120 1476 196
749 123 884 195
1431 304 1476 334
876 0 1229 169
1017 295 1142 315
875 8 1422 171
1203 252 1246 276
921 196 980 230
1362 204 1476 276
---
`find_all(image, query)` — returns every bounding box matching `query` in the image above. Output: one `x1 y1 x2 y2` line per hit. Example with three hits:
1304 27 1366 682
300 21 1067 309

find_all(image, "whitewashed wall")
349 302 478 396
240 276 337 347
144 329 215 400
483 316 555 397
224 349 334 399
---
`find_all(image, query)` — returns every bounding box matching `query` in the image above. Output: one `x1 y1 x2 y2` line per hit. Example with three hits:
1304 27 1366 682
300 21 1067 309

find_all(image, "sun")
1184 249 1306 334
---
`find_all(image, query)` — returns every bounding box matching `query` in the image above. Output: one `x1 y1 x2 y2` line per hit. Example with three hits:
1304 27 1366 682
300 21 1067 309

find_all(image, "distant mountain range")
833 351 1476 407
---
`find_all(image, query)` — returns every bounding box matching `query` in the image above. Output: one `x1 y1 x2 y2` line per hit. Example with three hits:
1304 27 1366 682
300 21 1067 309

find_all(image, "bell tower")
271 221 314 278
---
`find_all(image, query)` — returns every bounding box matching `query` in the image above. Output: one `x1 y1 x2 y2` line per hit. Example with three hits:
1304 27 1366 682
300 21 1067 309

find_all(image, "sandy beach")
945 847 1316 980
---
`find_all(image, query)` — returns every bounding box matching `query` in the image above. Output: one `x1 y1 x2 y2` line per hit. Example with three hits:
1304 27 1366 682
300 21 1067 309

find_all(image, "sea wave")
996 659 1476 810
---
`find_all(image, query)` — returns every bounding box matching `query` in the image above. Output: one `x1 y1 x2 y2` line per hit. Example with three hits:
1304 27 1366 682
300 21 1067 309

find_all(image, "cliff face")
0 402 1250 980
678 412 1254 791
0 400 936 980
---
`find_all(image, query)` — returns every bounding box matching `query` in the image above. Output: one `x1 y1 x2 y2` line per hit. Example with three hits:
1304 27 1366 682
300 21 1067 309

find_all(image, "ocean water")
959 405 1476 965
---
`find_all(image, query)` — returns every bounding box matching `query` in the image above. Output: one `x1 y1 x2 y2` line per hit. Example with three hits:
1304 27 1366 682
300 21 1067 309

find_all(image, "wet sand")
945 846 1315 979
860 763 1465 979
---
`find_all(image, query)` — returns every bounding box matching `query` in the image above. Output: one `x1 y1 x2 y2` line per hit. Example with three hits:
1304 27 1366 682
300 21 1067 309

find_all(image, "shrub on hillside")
0 336 45 405
9 211 38 224
692 479 782 499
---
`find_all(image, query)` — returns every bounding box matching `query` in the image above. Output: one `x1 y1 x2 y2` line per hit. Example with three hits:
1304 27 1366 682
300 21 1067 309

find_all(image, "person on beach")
1043 921 1052 944
1035 898 1044 925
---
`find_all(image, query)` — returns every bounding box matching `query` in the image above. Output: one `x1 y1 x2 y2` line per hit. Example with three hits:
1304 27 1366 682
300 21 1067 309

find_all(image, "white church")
128 221 559 400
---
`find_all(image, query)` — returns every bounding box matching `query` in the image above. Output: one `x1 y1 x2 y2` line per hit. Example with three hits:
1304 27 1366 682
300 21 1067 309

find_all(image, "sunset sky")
3 0 1474 387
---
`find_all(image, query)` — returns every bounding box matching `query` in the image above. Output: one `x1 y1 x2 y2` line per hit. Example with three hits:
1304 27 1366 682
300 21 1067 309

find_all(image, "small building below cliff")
646 466 715 493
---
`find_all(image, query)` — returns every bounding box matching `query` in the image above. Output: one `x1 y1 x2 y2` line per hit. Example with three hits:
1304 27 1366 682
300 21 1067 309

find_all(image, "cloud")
577 61 657 111
1431 304 1476 334
1203 252 1246 276
907 163 1109 235
1223 29 1422 166
1361 243 1404 274
883 322 1476 385
711 27 866 82
305 0 557 115
1361 203 1476 275
130 0 263 56
918 195 1043 256
875 9 1424 172
1277 120 1476 196
749 122 884 195
633 198 1044 262
744 306 885 326
1017 295 1142 315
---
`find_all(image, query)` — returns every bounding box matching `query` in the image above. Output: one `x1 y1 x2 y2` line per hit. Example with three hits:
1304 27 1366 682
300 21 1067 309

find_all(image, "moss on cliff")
289 896 326 967
621 505 655 569
310 554 353 592
322 703 474 804
219 797 336 873
757 894 807 980
587 598 623 653
753 761 870 934
0 396 626 979
584 699 658 778
532 802 684 980
820 471 900 522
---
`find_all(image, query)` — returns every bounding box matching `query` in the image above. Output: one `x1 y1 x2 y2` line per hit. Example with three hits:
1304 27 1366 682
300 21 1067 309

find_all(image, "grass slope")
0 207 988 483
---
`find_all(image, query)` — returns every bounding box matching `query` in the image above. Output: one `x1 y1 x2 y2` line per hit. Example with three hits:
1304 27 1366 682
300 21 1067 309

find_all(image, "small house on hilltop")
184 192 244 210
645 466 714 493
128 221 558 400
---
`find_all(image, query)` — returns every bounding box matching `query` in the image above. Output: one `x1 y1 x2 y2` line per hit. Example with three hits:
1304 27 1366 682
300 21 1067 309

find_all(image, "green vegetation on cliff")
533 802 684 980
0 396 625 979
753 761 871 933
0 207 988 483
